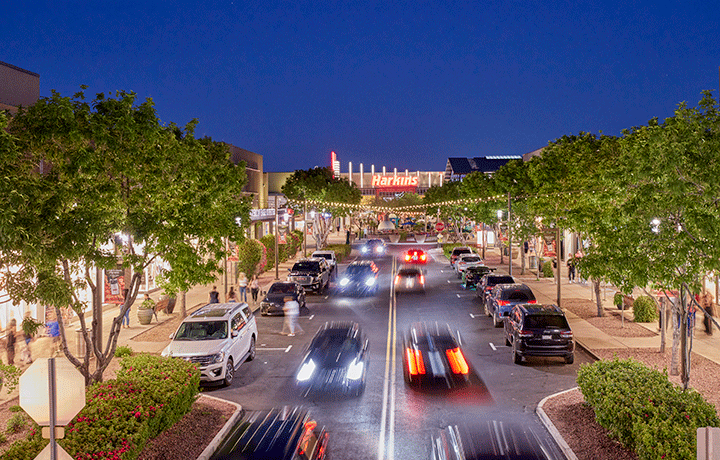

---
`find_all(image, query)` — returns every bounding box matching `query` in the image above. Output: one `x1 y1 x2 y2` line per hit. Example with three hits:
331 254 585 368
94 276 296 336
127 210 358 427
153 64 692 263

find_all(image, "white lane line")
258 346 293 352
447 280 452 283
469 313 477 318
285 345 292 353
456 294 461 298
489 343 497 351
308 314 314 320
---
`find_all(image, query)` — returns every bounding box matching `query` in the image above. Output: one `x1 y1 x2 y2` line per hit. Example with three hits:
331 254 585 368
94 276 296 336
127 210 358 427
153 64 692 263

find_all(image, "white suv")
311 250 337 277
161 302 257 386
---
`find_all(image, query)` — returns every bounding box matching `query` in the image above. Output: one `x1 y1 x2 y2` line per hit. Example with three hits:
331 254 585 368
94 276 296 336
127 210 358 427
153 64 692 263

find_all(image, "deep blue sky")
4 1 719 172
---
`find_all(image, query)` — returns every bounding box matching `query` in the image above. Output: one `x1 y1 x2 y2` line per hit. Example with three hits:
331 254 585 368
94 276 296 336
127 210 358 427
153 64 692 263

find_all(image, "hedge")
577 357 719 460
3 354 199 460
633 295 658 323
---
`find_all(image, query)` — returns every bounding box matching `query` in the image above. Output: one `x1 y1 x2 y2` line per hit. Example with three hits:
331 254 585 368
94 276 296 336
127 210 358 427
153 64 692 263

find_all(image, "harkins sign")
371 175 419 187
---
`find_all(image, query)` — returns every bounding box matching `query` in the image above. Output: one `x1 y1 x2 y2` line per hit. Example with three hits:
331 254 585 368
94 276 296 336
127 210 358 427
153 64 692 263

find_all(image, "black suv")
288 258 330 293
336 260 379 296
504 304 574 365
485 283 536 328
462 265 494 291
477 274 515 306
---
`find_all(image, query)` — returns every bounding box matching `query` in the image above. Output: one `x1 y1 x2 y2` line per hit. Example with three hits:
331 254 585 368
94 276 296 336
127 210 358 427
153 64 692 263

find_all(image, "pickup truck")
288 257 331 293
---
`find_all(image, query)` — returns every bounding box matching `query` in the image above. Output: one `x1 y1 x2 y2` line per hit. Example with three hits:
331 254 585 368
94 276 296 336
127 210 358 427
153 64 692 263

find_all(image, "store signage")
371 175 418 187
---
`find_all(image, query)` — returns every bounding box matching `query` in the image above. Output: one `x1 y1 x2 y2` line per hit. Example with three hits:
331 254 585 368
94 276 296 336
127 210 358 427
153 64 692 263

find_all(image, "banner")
104 269 125 304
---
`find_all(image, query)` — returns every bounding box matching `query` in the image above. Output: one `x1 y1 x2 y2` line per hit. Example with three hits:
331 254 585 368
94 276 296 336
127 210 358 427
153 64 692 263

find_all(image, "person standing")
238 272 248 302
209 286 220 303
702 290 715 335
46 317 61 357
281 296 303 337
121 288 131 328
5 319 16 365
567 259 575 283
250 276 260 303
227 286 237 302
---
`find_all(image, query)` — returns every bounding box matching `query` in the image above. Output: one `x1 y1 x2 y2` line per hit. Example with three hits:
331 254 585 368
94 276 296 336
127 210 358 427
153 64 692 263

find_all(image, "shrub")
114 345 134 358
324 244 351 261
237 239 265 279
542 260 555 278
9 405 23 412
6 413 27 433
260 234 276 271
633 295 658 322
577 357 720 459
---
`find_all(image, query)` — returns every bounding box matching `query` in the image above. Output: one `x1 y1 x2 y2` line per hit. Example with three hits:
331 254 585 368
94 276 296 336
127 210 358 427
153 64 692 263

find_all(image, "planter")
389 234 400 243
137 308 154 325
414 233 427 244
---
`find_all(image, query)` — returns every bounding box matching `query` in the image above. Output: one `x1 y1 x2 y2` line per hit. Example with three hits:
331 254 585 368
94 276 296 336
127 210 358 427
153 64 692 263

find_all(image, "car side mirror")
169 332 175 340
231 330 238 338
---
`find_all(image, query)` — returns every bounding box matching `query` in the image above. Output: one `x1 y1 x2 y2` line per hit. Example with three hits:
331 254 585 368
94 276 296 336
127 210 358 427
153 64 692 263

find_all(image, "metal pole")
303 197 307 258
49 358 57 460
556 226 561 309
275 195 279 280
94 265 102 357
508 192 512 276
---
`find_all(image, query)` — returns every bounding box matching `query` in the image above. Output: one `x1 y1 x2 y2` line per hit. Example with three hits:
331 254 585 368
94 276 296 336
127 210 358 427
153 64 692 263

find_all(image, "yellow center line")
378 257 397 460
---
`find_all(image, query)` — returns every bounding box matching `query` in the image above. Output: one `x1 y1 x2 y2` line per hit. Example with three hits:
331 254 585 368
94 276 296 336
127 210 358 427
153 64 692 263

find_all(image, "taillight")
419 274 425 284
526 300 537 304
445 347 469 374
498 300 509 306
405 254 411 261
394 275 400 285
297 420 318 455
518 330 534 338
420 254 426 261
560 331 573 339
406 348 426 375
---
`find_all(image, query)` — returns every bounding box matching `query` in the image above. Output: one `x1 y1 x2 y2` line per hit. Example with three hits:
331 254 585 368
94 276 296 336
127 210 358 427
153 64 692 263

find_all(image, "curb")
536 387 579 460
196 395 243 460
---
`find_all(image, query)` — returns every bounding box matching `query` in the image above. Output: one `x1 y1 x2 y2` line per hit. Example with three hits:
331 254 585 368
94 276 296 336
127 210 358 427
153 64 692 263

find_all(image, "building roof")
445 156 522 180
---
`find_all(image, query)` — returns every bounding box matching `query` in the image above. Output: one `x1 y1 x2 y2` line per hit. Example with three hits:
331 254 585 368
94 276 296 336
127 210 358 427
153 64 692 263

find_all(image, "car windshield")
268 284 295 294
292 262 320 272
453 249 471 255
314 253 332 261
525 315 569 329
346 265 371 275
488 276 514 285
174 320 228 340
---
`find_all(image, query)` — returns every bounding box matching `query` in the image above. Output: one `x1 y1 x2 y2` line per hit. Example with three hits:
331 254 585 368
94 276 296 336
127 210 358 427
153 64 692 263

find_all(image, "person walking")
702 290 715 335
227 286 237 302
46 317 61 357
209 285 220 303
5 319 16 365
567 259 575 283
121 288 131 328
238 272 248 302
250 276 260 303
281 296 303 337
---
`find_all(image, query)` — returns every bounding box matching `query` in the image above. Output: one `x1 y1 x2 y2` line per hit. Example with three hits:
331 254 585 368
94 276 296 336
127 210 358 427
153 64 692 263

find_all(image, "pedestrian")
238 272 248 302
281 295 302 337
142 293 158 322
209 285 220 303
46 317 61 357
5 319 16 365
346 229 351 245
121 288 131 328
227 286 237 302
702 290 715 335
250 276 260 303
567 259 575 283
21 313 34 364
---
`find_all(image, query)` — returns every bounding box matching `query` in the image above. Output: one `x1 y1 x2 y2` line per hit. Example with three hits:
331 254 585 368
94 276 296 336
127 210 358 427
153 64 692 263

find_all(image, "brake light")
420 254 426 261
498 300 509 306
560 331 573 339
405 254 411 261
445 347 469 374
518 330 534 338
406 348 426 375
526 300 537 304
419 273 425 284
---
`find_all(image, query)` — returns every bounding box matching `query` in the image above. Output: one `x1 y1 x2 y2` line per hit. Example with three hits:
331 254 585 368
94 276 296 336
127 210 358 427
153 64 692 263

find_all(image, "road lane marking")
469 313 478 318
308 314 314 320
457 294 461 298
258 346 293 352
378 257 397 460
489 343 497 351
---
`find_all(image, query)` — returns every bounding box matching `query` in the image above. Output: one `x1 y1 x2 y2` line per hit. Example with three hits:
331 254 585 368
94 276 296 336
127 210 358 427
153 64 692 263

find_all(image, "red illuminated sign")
371 175 418 187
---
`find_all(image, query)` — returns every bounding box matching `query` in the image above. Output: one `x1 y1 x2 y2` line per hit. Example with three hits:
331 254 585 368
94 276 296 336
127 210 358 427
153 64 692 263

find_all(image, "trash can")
529 256 537 270
76 328 91 358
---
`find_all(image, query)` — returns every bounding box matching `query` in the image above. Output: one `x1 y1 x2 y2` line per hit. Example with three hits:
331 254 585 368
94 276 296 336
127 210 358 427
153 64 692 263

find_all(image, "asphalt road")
201 244 592 459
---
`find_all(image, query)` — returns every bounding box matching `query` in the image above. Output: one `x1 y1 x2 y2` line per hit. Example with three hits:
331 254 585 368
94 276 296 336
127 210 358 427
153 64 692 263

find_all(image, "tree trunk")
594 280 604 317
180 290 187 317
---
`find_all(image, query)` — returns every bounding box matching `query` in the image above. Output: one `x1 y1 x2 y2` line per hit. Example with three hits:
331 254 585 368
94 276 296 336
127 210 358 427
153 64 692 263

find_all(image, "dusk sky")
4 1 719 172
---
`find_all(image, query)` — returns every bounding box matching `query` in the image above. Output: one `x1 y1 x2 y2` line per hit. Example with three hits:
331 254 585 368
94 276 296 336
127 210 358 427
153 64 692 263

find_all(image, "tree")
282 167 362 249
0 90 250 384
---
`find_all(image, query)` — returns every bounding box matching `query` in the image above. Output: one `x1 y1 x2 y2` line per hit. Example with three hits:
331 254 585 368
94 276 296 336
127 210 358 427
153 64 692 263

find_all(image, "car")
504 304 574 364
485 283 536 327
260 282 306 316
360 238 387 256
402 322 473 389
477 274 516 306
394 266 425 294
461 265 494 290
209 406 328 460
431 422 558 460
449 246 473 267
161 302 257 386
335 260 379 296
288 258 331 293
454 254 484 279
402 248 428 264
295 321 369 397
311 250 337 277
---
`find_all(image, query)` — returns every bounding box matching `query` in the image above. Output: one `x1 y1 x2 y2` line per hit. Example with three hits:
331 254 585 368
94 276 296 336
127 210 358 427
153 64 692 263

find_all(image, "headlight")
347 359 364 380
296 359 316 382
365 277 376 286
211 351 225 364
340 278 350 286
361 246 369 253
375 246 384 253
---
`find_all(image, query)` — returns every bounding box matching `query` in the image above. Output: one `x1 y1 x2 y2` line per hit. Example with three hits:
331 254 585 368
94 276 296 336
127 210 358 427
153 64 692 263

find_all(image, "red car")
403 248 428 264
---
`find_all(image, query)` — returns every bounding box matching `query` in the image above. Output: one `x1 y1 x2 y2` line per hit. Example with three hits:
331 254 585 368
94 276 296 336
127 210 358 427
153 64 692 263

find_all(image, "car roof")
407 322 457 345
190 303 245 320
312 250 335 256
315 321 363 337
494 283 532 291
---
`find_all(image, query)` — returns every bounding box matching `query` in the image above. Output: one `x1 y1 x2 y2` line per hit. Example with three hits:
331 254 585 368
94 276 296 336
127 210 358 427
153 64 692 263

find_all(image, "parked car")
394 266 426 294
288 258 331 293
260 281 306 316
461 265 494 290
336 260 380 296
486 283 536 327
161 303 257 386
477 274 515 306
295 321 369 397
454 254 484 279
449 246 473 267
311 250 337 277
361 238 387 256
209 406 328 460
402 322 473 389
402 248 428 264
504 304 574 364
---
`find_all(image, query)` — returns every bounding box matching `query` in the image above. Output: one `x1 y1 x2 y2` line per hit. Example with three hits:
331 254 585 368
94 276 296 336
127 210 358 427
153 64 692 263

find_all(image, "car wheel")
493 312 502 328
484 302 490 317
565 353 574 365
512 346 522 365
246 337 256 362
223 358 235 386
